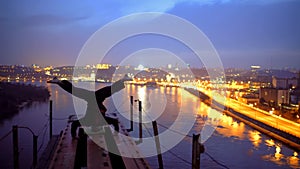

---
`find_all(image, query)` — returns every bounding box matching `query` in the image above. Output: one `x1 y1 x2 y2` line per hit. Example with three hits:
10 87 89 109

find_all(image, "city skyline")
2 62 300 72
0 1 299 69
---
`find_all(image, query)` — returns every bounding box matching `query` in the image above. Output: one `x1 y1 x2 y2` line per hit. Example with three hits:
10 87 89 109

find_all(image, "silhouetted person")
47 75 132 137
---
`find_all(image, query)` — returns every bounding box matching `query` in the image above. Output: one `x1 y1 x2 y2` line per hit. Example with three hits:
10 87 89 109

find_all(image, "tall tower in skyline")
250 65 260 90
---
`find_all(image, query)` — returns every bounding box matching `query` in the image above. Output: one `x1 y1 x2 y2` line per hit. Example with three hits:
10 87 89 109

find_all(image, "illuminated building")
96 64 111 70
272 77 298 89
259 87 289 107
250 65 260 90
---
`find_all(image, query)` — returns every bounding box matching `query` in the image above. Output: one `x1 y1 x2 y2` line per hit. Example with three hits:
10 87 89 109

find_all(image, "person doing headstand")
47 75 132 137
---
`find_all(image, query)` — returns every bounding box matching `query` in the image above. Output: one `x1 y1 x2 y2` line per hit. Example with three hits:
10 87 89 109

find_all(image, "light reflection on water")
248 130 262 148
0 82 299 169
120 84 300 169
196 101 300 168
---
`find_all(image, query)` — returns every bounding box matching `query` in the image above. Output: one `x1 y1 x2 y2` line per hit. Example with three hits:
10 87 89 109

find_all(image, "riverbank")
0 82 50 121
185 88 300 151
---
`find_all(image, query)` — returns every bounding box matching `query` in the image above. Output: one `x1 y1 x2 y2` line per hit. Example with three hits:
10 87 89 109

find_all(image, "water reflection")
274 146 283 162
265 139 275 147
197 103 246 140
137 86 146 101
195 99 299 168
262 146 284 166
261 141 300 168
248 130 262 148
288 152 299 167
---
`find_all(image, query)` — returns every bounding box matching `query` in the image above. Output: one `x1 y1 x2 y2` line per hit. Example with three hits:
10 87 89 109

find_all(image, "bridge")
38 119 151 169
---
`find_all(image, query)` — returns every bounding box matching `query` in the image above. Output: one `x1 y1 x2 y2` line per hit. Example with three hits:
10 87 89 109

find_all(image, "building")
96 64 111 70
290 72 300 105
272 76 298 89
290 90 300 105
259 87 290 107
250 65 261 90
239 94 259 105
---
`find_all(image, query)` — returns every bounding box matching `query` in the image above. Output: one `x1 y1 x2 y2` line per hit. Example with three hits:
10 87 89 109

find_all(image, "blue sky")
0 0 299 69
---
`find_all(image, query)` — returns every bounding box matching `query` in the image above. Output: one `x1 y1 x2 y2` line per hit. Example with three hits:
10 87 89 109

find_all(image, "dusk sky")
0 0 299 69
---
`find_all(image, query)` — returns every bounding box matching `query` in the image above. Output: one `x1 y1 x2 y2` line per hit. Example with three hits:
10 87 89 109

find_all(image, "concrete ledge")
36 135 60 169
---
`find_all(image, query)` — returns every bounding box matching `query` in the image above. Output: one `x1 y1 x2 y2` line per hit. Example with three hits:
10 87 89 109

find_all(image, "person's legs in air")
92 75 132 132
105 116 119 132
95 74 132 101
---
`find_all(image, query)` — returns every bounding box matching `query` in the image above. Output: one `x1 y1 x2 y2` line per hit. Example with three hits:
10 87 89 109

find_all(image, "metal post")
130 96 134 131
152 121 164 169
49 100 53 139
33 135 38 168
12 125 19 169
139 100 142 142
192 134 200 169
79 128 87 168
75 128 87 168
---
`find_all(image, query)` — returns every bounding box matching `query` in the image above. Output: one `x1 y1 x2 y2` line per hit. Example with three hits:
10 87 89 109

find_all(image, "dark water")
0 81 299 169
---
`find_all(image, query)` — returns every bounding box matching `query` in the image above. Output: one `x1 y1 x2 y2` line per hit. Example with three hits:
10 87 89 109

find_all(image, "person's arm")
47 78 91 100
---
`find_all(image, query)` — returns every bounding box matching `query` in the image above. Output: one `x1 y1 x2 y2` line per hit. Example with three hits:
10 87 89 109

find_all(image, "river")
0 81 299 169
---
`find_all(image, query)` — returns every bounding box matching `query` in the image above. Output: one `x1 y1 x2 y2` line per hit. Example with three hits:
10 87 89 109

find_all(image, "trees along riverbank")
0 82 50 121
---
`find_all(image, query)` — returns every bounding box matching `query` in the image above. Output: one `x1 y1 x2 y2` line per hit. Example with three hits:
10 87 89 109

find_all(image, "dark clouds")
167 1 300 68
0 0 299 69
